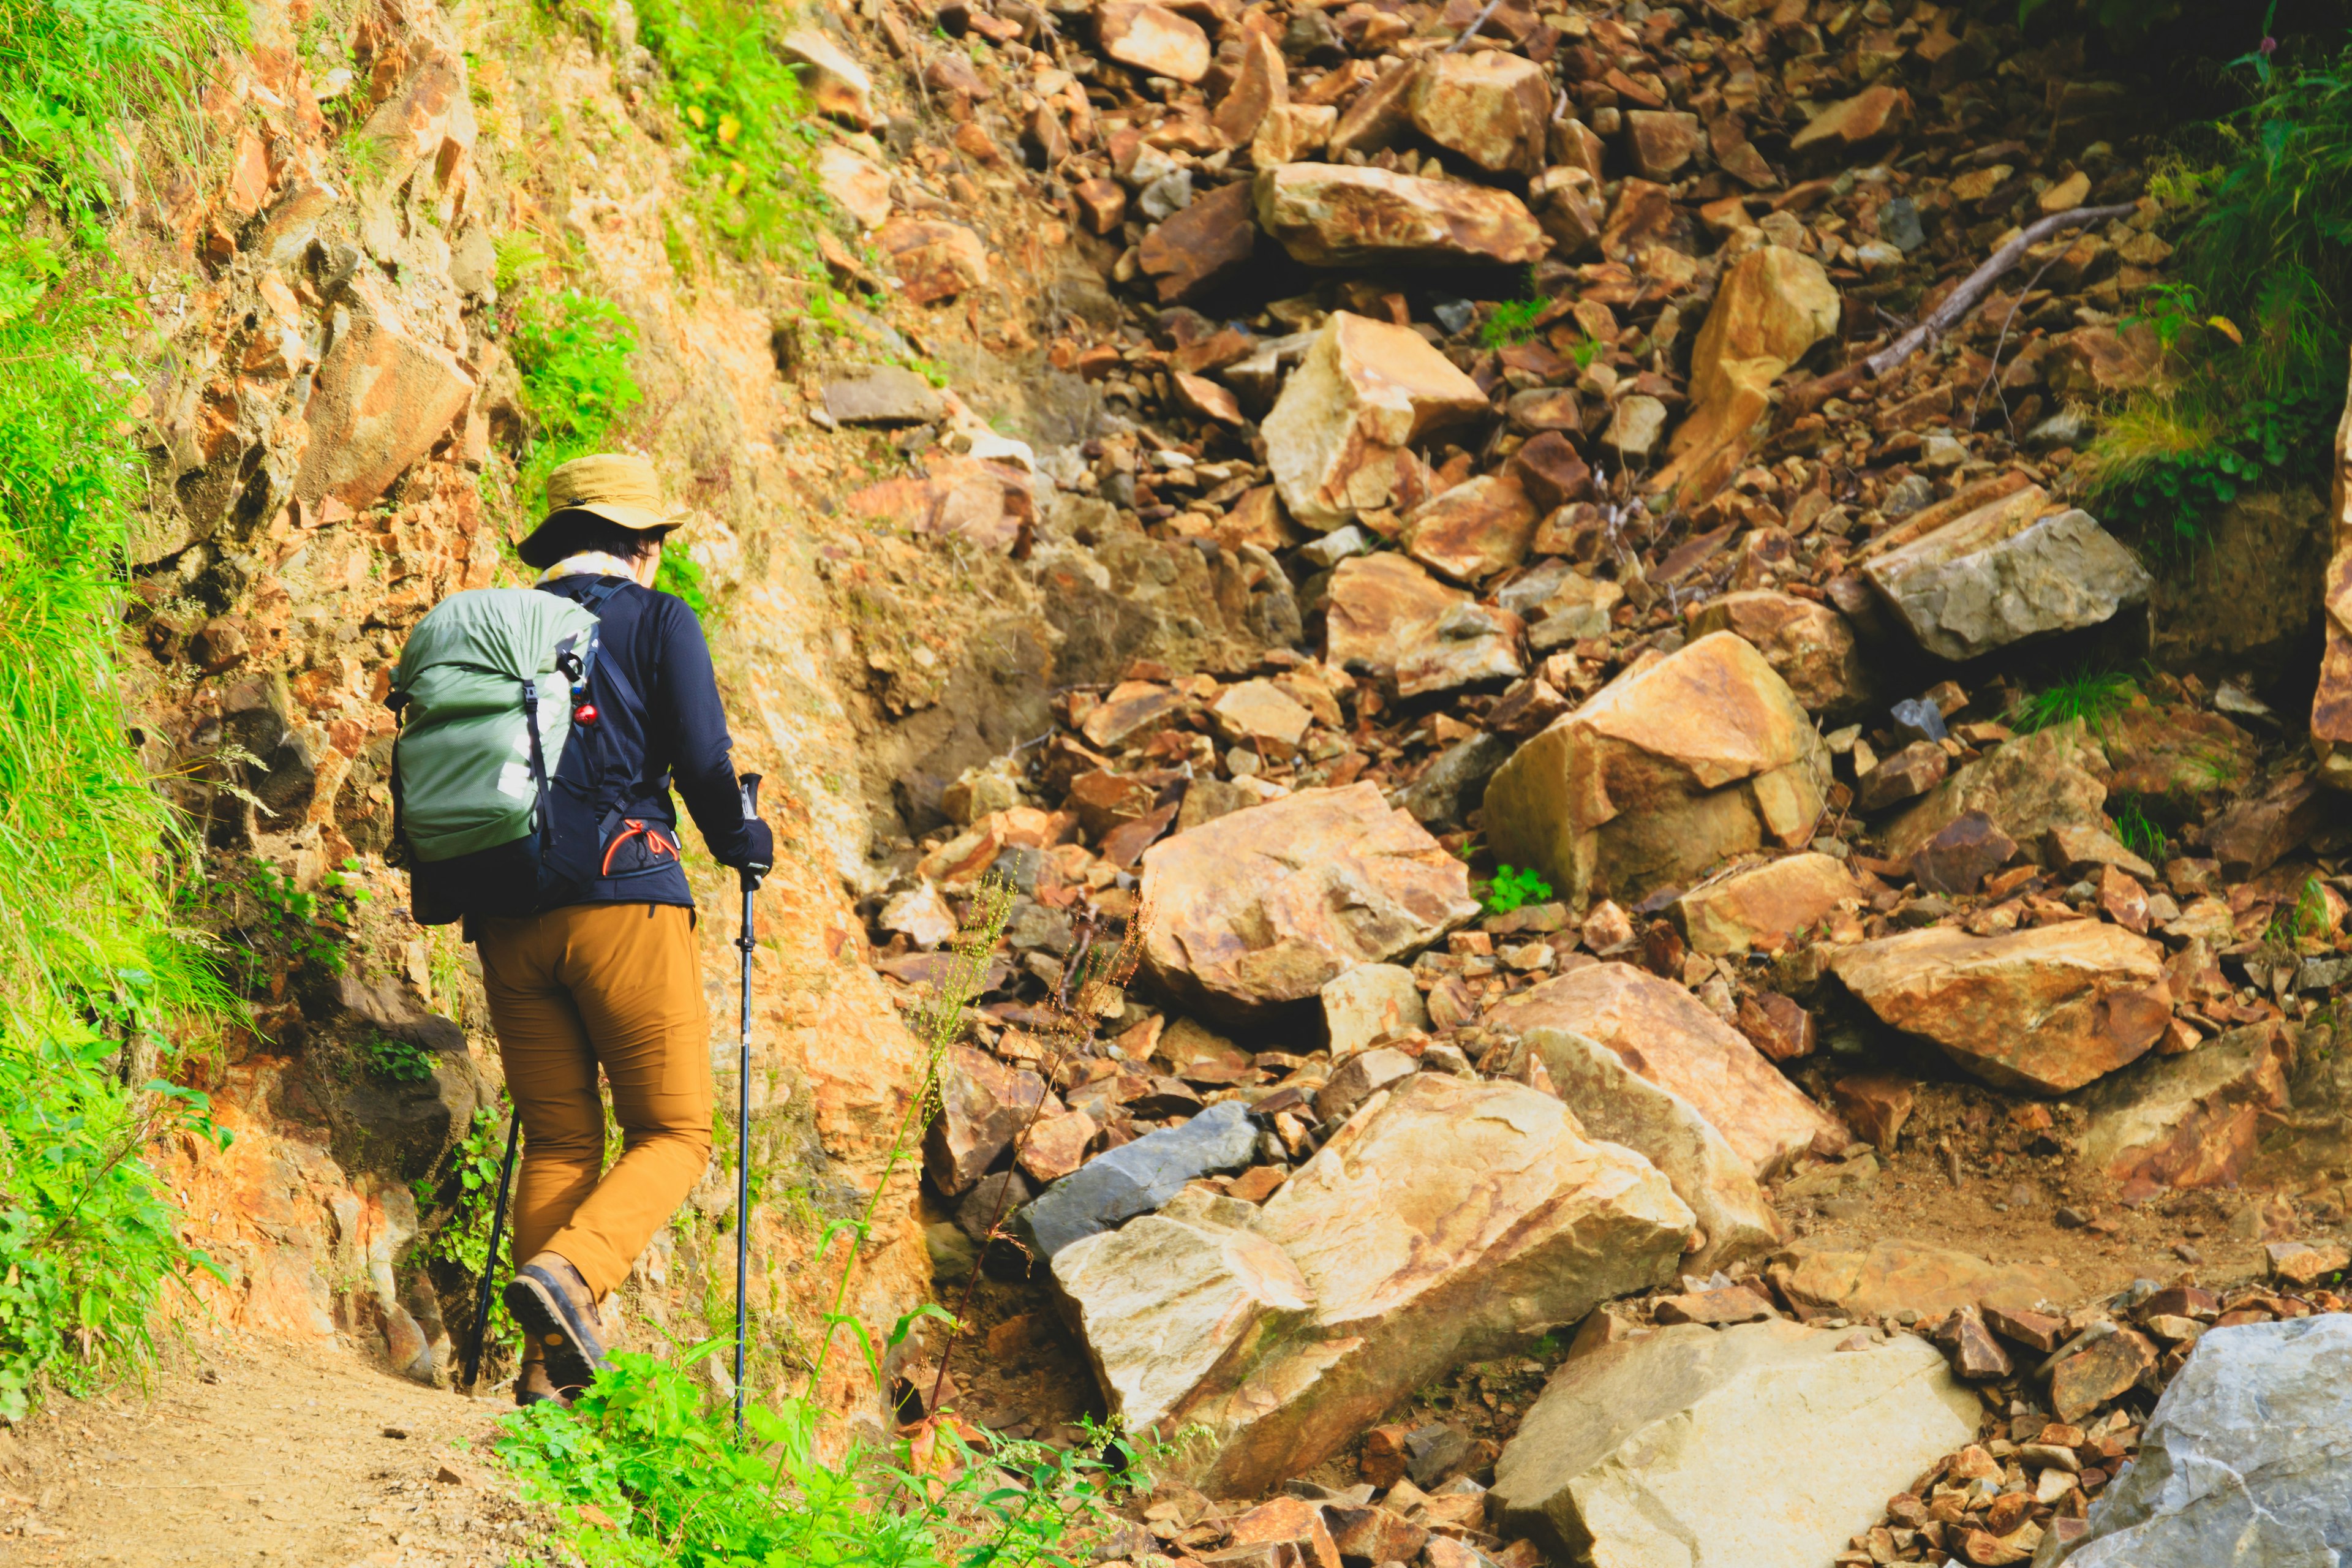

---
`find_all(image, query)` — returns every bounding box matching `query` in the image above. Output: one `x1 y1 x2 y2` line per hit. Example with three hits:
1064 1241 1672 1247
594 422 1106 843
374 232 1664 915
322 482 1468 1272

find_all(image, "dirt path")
0 1338 554 1567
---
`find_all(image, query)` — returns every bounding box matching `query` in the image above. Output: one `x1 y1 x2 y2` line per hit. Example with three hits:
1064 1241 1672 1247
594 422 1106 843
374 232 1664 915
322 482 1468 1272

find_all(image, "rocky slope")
96 0 2352 1560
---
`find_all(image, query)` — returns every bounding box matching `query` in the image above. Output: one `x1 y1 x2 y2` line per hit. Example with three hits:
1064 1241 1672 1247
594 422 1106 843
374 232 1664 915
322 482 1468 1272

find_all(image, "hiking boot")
504 1253 609 1393
513 1360 571 1409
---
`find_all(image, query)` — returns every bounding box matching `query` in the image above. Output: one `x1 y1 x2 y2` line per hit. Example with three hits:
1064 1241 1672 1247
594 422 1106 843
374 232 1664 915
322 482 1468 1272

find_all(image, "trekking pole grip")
737 772 767 892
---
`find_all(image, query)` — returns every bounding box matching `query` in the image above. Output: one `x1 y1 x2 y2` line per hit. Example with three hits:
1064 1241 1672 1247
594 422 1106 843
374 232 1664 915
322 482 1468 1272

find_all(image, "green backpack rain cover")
390 589 602 864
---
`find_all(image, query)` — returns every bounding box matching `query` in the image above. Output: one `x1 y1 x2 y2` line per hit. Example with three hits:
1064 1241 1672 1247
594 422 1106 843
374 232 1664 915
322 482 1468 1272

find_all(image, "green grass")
2008 668 2135 737
1480 295 1547 350
511 286 645 503
2109 793 2168 863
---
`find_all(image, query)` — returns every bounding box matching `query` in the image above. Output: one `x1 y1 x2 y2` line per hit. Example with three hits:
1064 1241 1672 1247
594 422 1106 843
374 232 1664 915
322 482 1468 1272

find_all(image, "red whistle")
573 703 599 724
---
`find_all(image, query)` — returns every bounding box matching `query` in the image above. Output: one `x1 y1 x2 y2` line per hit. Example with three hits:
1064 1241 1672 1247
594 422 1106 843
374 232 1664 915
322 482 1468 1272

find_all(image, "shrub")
1482 864 1553 916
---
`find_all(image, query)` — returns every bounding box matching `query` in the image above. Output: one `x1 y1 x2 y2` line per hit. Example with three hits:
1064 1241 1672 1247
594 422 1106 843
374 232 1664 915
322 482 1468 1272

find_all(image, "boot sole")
503 1265 609 1394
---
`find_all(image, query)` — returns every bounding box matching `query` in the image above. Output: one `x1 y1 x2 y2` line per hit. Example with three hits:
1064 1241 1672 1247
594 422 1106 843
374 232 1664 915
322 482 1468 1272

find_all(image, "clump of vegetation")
2009 668 2136 737
510 286 645 499
1480 293 1548 350
362 1033 439 1084
2109 793 2168 863
1482 865 1553 916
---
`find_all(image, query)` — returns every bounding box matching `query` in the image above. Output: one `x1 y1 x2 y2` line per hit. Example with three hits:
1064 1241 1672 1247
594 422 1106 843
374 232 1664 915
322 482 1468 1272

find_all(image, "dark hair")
520 510 672 569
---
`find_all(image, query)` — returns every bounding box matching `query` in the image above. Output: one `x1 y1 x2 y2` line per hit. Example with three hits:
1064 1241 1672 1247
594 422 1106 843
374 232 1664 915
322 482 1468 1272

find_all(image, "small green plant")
1480 294 1548 350
362 1033 437 1084
2009 668 2135 737
1481 864 1553 916
510 286 643 501
2267 876 2336 951
655 548 713 617
241 861 351 977
2109 794 2168 864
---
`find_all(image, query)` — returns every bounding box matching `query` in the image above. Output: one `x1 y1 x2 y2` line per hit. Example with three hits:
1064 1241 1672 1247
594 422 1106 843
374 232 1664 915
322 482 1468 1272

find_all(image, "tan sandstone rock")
876 217 990 304
1493 1321 1977 1568
1652 246 1840 507
1788 85 1912 153
1183 1074 1694 1494
2310 361 2352 788
1139 781 1479 1022
1096 2 1210 82
2077 1022 2293 1194
1486 961 1844 1177
1674 852 1862 956
1831 922 2172 1094
1881 720 2111 865
1684 590 1869 718
1211 31 1287 147
1322 552 1471 676
1482 631 1831 911
1264 312 1489 530
1403 474 1540 584
1767 1238 2078 1322
1321 962 1428 1059
779 29 876 126
1252 102 1336 167
1408 51 1550 175
293 274 475 510
1254 163 1547 269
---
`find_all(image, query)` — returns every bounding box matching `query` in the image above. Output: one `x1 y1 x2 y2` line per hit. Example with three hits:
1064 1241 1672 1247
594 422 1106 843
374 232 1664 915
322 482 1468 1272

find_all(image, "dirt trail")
0 1340 549 1567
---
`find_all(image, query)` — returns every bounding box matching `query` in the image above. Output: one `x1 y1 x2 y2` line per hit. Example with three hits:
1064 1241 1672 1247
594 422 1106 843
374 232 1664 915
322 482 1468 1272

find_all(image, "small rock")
1016 1101 1259 1258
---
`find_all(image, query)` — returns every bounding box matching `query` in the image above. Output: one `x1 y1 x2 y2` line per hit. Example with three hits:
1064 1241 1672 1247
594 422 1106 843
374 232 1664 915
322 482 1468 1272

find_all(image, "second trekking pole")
733 773 766 1442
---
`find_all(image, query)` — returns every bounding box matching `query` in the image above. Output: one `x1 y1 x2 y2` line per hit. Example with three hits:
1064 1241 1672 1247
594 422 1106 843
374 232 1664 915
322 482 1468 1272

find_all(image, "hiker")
391 453 772 1407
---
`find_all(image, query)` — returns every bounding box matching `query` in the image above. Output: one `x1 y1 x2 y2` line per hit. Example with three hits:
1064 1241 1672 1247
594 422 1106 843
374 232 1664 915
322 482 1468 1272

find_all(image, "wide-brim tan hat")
518 453 688 565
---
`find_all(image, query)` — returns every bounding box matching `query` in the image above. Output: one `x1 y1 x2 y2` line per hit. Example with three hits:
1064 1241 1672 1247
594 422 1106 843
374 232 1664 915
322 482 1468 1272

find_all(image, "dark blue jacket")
536 575 771 908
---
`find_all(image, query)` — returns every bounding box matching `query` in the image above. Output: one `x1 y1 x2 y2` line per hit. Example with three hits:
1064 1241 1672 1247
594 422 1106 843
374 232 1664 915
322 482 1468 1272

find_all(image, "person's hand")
739 818 775 880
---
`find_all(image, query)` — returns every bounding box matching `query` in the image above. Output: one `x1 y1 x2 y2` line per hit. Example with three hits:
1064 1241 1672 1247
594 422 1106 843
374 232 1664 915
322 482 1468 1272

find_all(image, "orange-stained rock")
1139 780 1480 1021
1137 178 1259 304
1183 1075 1693 1494
876 216 991 303
1882 722 2111 866
1326 60 1421 158
1096 1 1211 82
293 274 475 510
1768 1238 2078 1323
1831 922 2171 1095
1528 164 1605 257
1403 473 1540 584
780 29 876 126
1485 960 1845 1177
1211 30 1287 147
1652 246 1839 507
1675 852 1862 956
1263 312 1488 530
1408 51 1550 175
1624 109 1705 181
1322 552 1471 676
1685 590 1869 718
1254 163 1547 270
1831 1072 1916 1155
1253 102 1336 166
1210 678 1313 748
1482 632 1832 912
1788 85 1912 152
2076 1023 2292 1192
925 1043 1052 1196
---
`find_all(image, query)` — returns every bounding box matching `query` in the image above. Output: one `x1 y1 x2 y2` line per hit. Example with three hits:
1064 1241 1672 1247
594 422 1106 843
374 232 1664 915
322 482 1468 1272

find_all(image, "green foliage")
1480 295 1547 350
2010 668 2136 737
629 0 829 263
2109 793 2168 862
363 1033 437 1084
2087 382 2332 556
495 1340 1136 1567
510 287 644 503
1481 864 1553 916
655 547 713 618
0 1027 227 1422
235 859 361 979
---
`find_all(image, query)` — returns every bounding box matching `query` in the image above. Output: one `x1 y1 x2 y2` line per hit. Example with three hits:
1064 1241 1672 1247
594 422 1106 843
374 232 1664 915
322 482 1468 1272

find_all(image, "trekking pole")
733 773 766 1442
464 1113 522 1393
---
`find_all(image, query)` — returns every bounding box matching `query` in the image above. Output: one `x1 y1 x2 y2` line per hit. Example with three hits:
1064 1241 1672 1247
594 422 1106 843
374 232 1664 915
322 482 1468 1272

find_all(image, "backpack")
388 582 627 924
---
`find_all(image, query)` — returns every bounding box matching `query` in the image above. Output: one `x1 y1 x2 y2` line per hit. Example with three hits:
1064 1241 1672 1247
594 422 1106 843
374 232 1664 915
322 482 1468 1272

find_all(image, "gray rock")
1406 1421 1472 1487
1890 696 1947 744
955 1169 1033 1242
1396 731 1511 829
1493 1319 1978 1567
1016 1099 1259 1257
1297 525 1370 568
1878 196 1925 252
821 364 946 426
1869 505 2153 662
2040 1315 2352 1567
1882 473 1937 519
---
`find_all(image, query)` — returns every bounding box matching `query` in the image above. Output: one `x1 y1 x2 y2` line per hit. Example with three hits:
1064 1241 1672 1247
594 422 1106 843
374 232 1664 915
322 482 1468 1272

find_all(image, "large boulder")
1881 721 2111 865
1177 1075 1694 1494
1407 51 1550 175
1517 1027 1782 1273
292 273 475 510
1831 922 2171 1094
1264 312 1490 530
1684 590 1870 718
1861 483 2152 661
1651 246 1841 507
1254 163 1547 268
1322 552 1471 676
1493 1320 1977 1567
1485 961 1844 1177
2044 1316 2352 1567
1138 781 1480 1022
2076 1023 2293 1194
1766 1237 2079 1322
1482 632 1832 912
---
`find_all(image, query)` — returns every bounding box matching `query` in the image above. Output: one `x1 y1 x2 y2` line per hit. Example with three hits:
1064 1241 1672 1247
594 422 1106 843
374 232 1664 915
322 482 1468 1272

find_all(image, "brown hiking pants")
477 902 711 1310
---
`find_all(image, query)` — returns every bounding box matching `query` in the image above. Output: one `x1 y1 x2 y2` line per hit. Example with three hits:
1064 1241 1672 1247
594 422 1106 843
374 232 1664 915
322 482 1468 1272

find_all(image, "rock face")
1407 52 1550 175
1486 961 1844 1176
1139 781 1480 1022
1861 485 2152 660
1254 163 1547 268
1184 1075 1694 1494
1517 1027 1782 1272
1263 312 1490 530
293 274 475 509
1493 1320 1977 1568
2076 1023 2292 1193
1017 1101 1259 1257
1653 246 1841 506
1831 922 2171 1094
1684 590 1869 718
2048 1316 2352 1568
1768 1238 2079 1322
1675 852 1861 956
1483 632 1832 912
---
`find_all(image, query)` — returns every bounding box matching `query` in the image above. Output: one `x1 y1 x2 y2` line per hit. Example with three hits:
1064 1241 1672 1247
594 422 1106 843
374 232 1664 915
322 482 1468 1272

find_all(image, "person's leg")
544 902 713 1298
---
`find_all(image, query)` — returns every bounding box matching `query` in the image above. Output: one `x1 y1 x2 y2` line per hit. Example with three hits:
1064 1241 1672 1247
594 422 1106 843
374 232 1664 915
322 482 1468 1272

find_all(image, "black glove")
737 818 775 878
